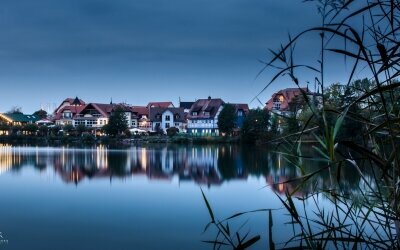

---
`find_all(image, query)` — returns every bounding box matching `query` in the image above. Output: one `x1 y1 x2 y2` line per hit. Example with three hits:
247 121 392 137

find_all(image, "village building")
53 97 86 126
149 107 185 133
265 87 322 115
73 103 133 128
187 97 225 136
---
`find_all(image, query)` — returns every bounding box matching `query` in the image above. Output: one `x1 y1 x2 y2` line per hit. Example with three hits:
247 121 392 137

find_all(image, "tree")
166 127 179 136
7 106 22 114
51 125 61 136
217 104 236 136
103 107 128 136
76 124 87 136
38 126 48 137
33 109 48 119
63 124 74 135
241 108 270 143
23 123 38 135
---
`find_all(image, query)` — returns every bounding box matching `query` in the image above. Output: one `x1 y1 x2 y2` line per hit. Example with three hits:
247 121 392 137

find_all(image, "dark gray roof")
187 98 225 119
149 107 185 122
179 101 195 109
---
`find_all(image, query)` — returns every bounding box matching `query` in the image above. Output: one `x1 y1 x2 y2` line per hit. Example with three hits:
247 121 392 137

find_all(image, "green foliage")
33 109 48 119
241 108 270 143
38 126 48 137
103 107 128 137
23 123 38 135
51 125 61 136
282 114 299 135
63 124 74 135
166 127 179 137
217 104 236 136
76 124 87 136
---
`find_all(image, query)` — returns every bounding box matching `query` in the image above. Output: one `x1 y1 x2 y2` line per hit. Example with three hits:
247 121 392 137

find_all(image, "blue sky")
0 0 358 113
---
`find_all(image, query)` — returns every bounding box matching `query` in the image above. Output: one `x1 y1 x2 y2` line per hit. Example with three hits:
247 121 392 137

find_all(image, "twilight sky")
0 0 359 113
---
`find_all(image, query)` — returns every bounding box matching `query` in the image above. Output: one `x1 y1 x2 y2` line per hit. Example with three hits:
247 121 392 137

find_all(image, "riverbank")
0 134 241 146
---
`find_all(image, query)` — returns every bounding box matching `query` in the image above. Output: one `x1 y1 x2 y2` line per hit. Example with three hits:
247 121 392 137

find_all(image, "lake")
0 144 361 250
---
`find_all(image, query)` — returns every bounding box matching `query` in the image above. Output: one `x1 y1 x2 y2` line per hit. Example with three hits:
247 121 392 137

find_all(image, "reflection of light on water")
96 145 108 169
0 145 19 175
141 148 147 170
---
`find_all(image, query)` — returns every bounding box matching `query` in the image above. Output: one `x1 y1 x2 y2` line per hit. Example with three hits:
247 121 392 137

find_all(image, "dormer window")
175 114 180 119
237 110 243 116
156 114 161 119
204 111 210 117
192 112 197 116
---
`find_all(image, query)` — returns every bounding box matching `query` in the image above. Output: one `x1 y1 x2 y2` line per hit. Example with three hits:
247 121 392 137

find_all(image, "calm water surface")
0 144 360 250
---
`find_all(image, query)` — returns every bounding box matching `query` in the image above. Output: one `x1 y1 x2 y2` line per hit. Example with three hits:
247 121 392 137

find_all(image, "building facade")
187 97 225 136
149 107 185 132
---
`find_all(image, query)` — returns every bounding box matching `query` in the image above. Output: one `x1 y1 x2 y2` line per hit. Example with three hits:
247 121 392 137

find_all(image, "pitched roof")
149 107 185 122
187 98 225 119
77 103 132 118
0 113 40 123
265 87 310 111
179 101 195 109
55 97 85 113
131 106 149 116
147 102 174 109
53 105 86 120
232 103 250 115
72 96 83 106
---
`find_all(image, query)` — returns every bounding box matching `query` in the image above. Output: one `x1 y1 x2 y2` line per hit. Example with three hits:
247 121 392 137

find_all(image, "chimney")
208 96 211 100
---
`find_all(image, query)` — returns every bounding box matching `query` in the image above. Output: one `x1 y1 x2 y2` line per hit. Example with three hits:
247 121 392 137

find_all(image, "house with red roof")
265 87 321 115
132 106 150 130
53 97 86 126
74 103 135 129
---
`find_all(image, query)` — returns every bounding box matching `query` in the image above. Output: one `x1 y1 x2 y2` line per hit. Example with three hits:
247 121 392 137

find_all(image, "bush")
166 127 179 137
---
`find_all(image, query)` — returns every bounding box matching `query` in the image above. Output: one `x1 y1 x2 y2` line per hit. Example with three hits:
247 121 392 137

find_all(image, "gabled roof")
179 101 195 110
78 103 132 118
232 103 250 115
72 96 83 106
0 113 40 123
265 87 310 111
187 98 225 119
53 105 86 120
149 107 185 122
147 102 174 109
55 97 85 113
131 106 149 116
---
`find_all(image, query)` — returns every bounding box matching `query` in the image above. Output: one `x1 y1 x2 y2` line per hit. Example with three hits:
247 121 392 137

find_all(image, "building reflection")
0 145 364 193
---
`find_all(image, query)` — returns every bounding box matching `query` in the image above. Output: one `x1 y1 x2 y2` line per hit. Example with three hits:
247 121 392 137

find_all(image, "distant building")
187 97 225 136
232 103 250 132
73 103 133 128
53 97 86 126
149 107 185 133
0 113 40 126
147 102 174 109
179 101 195 113
265 87 322 115
132 106 150 130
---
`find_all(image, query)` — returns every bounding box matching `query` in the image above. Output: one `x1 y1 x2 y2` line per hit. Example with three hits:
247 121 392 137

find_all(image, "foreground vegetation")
202 0 400 249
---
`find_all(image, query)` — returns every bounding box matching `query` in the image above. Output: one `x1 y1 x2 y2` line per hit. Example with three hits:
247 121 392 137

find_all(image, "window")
192 112 197 116
175 123 179 127
166 123 170 128
175 114 180 119
273 102 281 110
165 115 170 121
238 110 243 116
204 112 210 116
